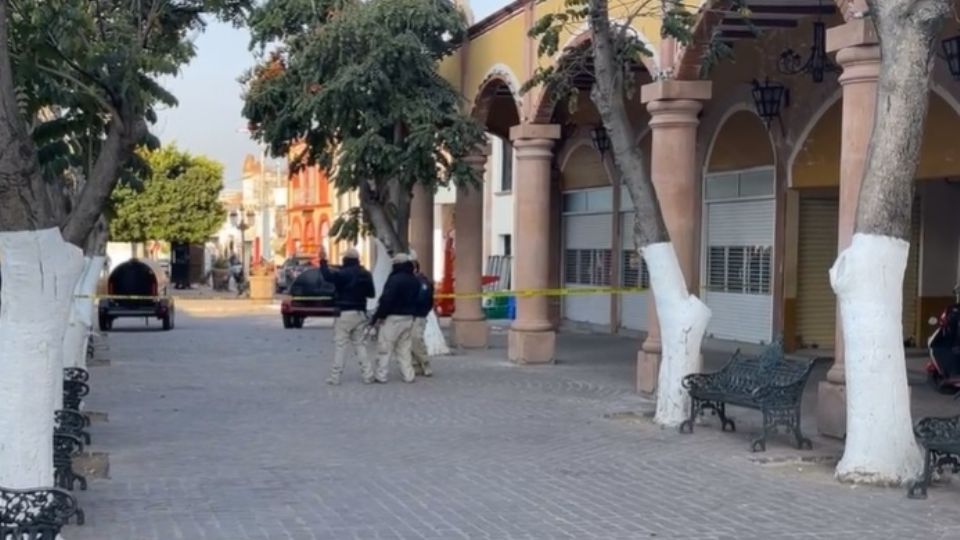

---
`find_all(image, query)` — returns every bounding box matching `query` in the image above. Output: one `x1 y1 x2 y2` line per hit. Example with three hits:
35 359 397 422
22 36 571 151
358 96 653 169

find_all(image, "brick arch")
530 29 655 124
472 68 523 139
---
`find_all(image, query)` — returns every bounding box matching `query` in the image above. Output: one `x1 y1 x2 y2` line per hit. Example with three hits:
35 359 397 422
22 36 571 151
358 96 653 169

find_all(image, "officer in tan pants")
320 247 376 384
370 253 421 383
410 256 434 377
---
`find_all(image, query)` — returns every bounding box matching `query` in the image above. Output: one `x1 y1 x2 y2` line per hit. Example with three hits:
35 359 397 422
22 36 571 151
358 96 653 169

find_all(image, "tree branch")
61 115 146 246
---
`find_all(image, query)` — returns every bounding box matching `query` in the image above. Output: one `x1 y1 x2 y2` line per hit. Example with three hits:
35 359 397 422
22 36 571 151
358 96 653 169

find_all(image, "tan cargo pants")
328 310 373 383
376 315 415 383
411 317 432 376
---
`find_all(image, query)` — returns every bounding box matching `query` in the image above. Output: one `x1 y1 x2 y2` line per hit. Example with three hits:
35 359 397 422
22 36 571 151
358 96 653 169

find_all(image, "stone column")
636 81 712 394
409 183 435 279
452 151 489 348
508 123 561 364
818 20 881 438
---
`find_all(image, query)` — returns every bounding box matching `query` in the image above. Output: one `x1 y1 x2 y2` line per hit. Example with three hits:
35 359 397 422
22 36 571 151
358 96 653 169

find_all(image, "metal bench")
907 415 960 499
0 486 83 538
55 409 90 445
679 337 815 452
53 433 86 492
62 379 89 413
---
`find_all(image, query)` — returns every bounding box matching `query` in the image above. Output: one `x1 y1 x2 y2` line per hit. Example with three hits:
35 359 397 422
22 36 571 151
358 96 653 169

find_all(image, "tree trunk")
84 214 109 256
830 0 949 485
0 229 84 487
587 0 711 426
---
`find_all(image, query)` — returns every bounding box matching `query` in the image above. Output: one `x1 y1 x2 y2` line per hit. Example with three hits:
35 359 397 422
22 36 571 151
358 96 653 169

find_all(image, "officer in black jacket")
410 253 434 377
320 247 376 385
370 253 421 383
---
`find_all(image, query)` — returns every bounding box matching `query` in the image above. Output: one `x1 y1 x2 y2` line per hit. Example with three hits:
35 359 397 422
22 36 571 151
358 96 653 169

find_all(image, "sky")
155 0 510 188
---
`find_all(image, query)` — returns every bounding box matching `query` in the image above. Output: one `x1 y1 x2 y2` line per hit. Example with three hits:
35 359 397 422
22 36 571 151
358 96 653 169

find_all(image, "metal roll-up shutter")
702 169 776 344
903 200 921 345
619 211 649 331
796 197 838 349
563 211 612 326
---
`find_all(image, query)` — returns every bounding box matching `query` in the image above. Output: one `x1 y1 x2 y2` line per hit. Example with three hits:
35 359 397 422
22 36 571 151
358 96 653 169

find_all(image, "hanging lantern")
942 35 960 80
752 78 789 130
591 125 611 156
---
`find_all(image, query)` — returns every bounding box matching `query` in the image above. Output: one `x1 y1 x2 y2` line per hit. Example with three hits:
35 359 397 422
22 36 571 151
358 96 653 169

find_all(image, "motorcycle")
926 285 960 394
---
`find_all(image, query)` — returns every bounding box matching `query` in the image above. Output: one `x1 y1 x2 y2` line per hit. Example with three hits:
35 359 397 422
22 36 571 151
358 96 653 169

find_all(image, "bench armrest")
682 350 744 391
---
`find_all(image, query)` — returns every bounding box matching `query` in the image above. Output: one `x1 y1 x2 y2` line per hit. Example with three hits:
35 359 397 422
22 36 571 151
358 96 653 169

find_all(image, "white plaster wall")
489 136 515 258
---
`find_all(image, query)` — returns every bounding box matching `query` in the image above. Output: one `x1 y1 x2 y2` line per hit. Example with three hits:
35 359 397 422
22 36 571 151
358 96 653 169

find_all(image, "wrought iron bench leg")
679 397 701 434
907 448 933 499
717 402 735 432
792 406 812 450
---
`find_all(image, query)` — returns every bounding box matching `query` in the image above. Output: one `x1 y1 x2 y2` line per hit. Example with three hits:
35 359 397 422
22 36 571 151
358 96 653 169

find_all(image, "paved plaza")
66 301 960 540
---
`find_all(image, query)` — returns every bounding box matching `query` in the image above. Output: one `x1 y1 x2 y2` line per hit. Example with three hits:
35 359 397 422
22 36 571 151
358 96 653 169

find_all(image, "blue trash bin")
506 296 516 320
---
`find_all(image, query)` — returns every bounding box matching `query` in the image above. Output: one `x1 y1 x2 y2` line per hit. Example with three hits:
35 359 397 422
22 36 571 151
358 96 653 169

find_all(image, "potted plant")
248 262 275 300
211 256 231 291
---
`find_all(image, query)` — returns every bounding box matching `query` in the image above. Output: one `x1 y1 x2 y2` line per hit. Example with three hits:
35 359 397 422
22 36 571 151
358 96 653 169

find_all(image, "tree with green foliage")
110 145 226 245
241 0 486 254
0 0 250 491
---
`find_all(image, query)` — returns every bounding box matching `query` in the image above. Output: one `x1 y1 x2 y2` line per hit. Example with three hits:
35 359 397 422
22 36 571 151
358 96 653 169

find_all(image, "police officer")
410 254 434 377
320 247 376 385
370 253 421 383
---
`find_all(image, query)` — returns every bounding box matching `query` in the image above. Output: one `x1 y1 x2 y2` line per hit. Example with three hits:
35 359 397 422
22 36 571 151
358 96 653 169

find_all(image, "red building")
286 154 332 258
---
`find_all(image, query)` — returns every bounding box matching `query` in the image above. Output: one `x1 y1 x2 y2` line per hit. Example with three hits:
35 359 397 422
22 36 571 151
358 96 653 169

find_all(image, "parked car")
276 255 315 293
98 259 174 331
280 267 338 328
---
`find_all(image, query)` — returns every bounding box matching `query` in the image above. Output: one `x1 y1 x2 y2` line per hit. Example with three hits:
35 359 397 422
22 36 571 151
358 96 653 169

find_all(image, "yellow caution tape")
77 286 647 303
287 286 647 302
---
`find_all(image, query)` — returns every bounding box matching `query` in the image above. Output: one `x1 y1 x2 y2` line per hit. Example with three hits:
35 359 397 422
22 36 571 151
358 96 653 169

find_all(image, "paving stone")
64 310 960 540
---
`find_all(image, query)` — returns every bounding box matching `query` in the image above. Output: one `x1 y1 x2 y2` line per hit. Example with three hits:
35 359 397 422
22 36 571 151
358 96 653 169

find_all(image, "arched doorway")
702 109 777 343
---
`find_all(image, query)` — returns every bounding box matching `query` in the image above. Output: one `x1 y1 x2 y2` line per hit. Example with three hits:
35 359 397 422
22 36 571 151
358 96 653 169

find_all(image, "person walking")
320 247 376 385
370 253 421 383
410 255 434 377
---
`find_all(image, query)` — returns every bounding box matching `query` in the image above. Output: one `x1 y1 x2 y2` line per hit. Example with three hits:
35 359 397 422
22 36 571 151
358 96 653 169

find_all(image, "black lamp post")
942 35 960 80
591 125 611 157
752 78 789 134
229 208 256 281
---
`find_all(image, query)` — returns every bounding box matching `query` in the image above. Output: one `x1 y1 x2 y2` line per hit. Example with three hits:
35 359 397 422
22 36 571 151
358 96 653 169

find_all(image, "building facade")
285 156 333 259
415 0 960 437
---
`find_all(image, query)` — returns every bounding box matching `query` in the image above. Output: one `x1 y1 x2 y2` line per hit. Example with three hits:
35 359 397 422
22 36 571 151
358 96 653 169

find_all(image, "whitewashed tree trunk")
828 0 950 485
644 243 712 426
0 228 85 487
63 256 105 372
831 234 922 484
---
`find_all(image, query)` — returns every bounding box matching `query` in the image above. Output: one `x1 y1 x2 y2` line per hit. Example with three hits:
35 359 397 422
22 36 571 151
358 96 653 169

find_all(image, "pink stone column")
818 21 881 438
636 81 711 394
508 124 561 364
452 151 489 348
409 183 434 279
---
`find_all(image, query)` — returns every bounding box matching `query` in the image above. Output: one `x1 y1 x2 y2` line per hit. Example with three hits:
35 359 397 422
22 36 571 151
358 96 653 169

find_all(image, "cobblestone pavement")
67 307 960 540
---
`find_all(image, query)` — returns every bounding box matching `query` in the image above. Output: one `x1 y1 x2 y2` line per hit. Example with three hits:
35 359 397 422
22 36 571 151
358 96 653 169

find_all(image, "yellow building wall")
707 111 774 172
462 14 528 108
792 93 960 189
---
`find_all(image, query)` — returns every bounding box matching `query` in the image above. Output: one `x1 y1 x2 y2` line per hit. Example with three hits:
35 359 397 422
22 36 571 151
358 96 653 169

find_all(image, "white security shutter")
564 214 612 249
702 170 775 344
618 211 649 331
563 212 613 326
796 198 839 349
